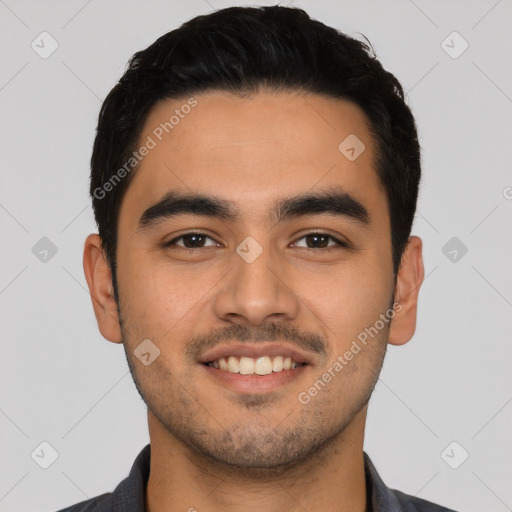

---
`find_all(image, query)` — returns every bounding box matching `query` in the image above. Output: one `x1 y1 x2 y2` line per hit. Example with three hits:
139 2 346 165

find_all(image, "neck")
145 407 369 512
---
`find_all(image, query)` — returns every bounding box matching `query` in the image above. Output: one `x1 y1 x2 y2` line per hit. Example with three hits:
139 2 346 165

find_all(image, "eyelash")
163 231 348 251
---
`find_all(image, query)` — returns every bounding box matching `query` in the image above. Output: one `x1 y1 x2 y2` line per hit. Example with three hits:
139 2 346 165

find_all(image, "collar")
100 444 453 512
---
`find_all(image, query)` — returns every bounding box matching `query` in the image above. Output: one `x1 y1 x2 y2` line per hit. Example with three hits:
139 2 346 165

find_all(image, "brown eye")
293 232 346 249
165 233 218 249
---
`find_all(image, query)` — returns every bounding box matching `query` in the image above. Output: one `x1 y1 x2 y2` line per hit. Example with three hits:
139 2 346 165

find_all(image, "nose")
212 237 301 326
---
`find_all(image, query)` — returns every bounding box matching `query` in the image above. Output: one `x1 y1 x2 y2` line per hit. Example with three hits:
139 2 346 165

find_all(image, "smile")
204 355 307 375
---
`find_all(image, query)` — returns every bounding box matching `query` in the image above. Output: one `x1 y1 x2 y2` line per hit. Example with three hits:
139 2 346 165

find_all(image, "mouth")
203 355 307 375
198 344 312 393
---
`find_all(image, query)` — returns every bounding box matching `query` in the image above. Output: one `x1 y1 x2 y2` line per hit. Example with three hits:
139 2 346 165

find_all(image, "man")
59 5 456 512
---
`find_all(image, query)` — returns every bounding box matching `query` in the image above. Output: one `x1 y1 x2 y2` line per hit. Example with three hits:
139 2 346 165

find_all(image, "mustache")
185 322 327 362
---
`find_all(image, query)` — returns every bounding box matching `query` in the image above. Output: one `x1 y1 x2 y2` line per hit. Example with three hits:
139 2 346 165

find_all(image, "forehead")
119 91 387 227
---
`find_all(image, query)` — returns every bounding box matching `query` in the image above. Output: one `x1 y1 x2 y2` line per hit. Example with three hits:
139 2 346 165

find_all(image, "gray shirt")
55 444 457 511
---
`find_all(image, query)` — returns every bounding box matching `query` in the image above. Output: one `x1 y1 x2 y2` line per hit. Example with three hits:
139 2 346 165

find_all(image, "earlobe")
83 234 123 344
388 236 425 346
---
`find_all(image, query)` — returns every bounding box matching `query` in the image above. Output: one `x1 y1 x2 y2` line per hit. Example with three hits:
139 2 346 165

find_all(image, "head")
84 5 424 472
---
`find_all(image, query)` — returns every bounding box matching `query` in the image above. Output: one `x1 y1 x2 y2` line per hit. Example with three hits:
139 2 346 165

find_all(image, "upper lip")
198 343 313 365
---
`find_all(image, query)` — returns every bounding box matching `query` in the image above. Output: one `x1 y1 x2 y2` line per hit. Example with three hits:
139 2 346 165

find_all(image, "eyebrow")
136 187 371 232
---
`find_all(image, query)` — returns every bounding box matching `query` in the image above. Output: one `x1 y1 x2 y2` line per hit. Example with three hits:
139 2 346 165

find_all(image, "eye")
164 232 219 249
163 231 348 251
292 232 347 250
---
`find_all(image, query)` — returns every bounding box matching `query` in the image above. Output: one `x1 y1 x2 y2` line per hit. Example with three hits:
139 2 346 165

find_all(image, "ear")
388 236 425 346
83 234 123 343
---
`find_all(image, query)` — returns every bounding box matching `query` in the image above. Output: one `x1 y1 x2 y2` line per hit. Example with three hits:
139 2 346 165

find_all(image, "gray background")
1 0 511 511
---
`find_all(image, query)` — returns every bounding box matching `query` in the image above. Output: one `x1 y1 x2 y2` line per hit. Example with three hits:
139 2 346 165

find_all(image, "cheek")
118 241 393 343
298 260 392 339
118 253 223 335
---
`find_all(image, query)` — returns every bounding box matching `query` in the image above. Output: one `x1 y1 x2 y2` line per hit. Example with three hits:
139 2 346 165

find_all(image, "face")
96 92 403 470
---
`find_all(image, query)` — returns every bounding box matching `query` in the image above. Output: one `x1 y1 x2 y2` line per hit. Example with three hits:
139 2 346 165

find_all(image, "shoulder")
390 488 458 511
54 443 151 512
54 492 112 512
363 452 458 512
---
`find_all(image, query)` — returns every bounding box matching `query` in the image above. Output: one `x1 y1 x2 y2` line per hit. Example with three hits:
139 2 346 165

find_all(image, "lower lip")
200 363 308 393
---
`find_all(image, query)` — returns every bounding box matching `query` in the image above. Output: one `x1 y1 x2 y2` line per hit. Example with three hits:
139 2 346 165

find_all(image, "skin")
83 91 424 512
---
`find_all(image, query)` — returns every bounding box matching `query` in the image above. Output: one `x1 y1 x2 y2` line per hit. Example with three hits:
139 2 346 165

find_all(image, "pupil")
181 234 329 249
308 234 328 248
184 234 204 248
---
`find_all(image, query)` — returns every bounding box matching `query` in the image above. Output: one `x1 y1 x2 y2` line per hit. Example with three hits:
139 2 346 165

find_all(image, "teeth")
227 356 239 373
207 355 304 375
272 356 284 372
239 356 255 375
255 356 273 375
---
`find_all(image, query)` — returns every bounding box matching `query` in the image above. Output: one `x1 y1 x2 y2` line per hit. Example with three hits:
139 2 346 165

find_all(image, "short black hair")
90 5 421 303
